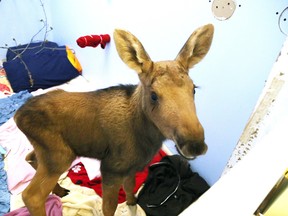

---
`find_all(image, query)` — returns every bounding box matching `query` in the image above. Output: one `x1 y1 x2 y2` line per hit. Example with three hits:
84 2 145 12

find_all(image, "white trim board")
224 36 288 174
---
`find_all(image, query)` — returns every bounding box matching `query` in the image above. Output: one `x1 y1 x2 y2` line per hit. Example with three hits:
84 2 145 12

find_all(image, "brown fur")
14 24 214 216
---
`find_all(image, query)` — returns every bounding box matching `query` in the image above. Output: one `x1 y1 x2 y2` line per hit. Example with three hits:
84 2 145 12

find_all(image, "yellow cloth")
59 175 146 216
66 46 82 73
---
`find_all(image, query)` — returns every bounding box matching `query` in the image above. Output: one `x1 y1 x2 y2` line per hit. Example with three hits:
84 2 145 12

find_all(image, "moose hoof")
53 188 70 197
52 184 70 197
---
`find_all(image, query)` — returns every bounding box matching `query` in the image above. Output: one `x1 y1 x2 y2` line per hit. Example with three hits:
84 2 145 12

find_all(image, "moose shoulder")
14 24 214 216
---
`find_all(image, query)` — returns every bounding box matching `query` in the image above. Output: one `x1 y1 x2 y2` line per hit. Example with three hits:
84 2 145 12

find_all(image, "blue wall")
0 0 287 185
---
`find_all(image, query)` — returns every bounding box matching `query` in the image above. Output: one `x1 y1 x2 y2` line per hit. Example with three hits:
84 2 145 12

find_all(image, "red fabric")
67 149 167 203
76 34 110 49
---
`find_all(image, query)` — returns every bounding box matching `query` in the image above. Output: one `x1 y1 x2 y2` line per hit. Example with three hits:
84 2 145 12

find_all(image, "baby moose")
14 24 214 216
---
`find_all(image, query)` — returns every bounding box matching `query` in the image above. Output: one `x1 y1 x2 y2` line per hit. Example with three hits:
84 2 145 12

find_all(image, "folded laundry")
0 90 32 126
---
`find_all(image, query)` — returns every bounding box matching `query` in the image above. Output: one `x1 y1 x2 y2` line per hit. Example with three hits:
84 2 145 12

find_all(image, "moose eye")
150 91 158 103
193 85 199 95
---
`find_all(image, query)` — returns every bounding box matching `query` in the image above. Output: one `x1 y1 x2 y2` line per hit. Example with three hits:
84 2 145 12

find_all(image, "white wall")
0 0 287 185
0 0 53 58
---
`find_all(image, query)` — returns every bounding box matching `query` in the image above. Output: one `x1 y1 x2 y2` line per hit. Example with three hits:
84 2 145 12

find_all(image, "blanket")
0 90 32 127
0 154 10 215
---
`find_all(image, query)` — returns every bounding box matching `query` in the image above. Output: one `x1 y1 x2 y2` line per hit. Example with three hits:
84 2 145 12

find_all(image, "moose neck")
131 85 166 151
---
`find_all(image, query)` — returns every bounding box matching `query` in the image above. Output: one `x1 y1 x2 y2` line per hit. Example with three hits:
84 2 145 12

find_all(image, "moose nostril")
191 141 207 155
177 140 208 159
202 143 208 154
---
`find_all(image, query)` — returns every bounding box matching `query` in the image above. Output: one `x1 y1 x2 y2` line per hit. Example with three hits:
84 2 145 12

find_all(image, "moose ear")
114 29 153 75
175 24 214 70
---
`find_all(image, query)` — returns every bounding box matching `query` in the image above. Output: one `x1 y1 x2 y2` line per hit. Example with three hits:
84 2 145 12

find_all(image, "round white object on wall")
212 0 236 21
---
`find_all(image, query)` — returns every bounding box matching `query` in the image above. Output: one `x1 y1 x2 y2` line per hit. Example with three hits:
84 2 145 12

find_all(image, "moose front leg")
101 173 136 216
102 173 122 216
123 173 137 205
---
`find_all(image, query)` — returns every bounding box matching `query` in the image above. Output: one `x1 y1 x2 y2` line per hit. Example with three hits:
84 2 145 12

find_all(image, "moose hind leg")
25 149 70 197
123 173 137 205
22 137 75 216
22 165 63 216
